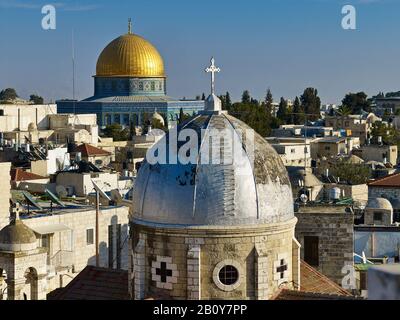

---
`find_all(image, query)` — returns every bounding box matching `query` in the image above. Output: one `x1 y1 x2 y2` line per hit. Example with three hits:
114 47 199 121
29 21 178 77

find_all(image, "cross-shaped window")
156 262 173 283
276 259 287 279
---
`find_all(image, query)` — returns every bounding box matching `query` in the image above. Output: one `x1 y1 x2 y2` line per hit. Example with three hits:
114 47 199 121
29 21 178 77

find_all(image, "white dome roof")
132 112 294 227
366 197 393 211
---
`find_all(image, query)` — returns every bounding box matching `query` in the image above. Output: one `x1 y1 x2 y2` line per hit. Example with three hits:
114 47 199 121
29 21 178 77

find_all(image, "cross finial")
128 18 132 34
205 57 220 95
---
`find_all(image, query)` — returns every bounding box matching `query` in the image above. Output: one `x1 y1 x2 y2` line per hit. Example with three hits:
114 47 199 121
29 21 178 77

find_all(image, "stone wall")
369 186 400 201
23 206 129 273
295 205 354 285
130 218 298 300
0 162 11 229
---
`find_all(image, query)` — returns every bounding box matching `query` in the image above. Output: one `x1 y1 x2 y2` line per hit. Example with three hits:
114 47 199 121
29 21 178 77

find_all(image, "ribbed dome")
0 220 37 252
96 33 165 78
132 112 294 227
366 197 393 211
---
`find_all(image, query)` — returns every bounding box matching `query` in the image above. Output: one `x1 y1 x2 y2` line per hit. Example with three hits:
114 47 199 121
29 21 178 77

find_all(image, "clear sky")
0 0 399 104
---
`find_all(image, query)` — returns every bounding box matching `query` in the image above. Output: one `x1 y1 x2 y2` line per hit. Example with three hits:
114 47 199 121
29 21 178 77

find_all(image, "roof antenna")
128 18 132 34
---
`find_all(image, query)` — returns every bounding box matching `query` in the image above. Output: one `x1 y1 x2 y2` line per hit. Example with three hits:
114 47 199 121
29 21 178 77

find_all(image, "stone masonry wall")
295 207 354 285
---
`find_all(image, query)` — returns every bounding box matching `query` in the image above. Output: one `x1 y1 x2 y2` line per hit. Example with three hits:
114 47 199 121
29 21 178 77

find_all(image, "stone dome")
0 220 37 252
132 111 294 227
152 111 165 127
28 122 37 132
366 197 393 211
96 33 165 78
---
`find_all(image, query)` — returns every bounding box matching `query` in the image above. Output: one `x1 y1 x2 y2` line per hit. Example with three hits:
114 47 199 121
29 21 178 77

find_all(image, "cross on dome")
128 18 132 34
205 57 220 95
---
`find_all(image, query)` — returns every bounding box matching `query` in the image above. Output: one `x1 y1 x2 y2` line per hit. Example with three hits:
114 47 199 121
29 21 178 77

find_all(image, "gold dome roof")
96 33 165 78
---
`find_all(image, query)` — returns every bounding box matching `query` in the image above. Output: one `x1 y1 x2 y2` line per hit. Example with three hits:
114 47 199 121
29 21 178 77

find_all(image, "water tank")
330 187 341 200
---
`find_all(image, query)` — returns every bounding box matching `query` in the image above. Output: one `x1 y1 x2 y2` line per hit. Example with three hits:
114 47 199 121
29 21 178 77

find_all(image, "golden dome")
96 33 165 78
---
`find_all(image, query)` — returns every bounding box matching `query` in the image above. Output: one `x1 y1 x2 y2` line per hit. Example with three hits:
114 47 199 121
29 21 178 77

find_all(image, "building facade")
57 24 204 128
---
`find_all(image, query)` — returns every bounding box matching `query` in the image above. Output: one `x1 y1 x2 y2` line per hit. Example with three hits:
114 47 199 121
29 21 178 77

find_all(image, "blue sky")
0 0 399 104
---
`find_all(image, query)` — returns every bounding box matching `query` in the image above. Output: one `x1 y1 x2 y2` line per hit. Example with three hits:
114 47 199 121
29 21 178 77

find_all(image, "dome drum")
94 77 166 97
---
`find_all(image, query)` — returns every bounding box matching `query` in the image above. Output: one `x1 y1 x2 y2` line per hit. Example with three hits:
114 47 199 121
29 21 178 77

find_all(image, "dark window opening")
218 265 239 286
304 236 319 267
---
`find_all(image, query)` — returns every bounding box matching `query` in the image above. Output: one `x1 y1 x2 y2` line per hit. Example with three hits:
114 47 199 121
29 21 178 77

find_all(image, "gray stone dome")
0 220 37 252
132 111 294 227
366 197 393 211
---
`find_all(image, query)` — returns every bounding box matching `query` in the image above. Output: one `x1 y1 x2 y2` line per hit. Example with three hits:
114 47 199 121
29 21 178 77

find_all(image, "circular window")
218 265 239 286
213 260 242 291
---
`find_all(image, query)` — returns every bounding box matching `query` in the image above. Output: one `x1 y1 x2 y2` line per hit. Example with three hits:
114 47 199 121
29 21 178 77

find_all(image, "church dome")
96 32 165 78
366 197 393 211
0 220 37 252
132 112 294 227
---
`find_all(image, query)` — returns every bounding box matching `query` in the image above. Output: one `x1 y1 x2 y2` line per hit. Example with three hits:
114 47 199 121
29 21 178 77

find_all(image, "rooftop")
47 266 129 300
74 144 111 157
296 204 351 214
10 168 47 182
368 172 400 188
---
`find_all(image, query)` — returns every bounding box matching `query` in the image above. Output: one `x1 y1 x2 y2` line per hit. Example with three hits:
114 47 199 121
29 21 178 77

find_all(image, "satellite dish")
92 180 111 201
56 185 68 199
300 194 308 204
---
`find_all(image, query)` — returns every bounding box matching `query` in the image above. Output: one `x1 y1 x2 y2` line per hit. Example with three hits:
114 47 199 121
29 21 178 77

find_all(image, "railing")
49 250 74 270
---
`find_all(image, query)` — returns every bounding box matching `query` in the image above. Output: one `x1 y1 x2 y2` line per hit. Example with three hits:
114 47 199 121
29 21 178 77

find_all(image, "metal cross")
128 18 132 34
156 262 173 283
276 259 288 279
205 57 220 95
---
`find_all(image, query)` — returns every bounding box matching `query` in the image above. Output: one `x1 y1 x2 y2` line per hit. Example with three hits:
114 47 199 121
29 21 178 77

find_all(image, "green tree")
201 93 206 100
300 88 321 121
0 88 18 101
29 94 44 104
228 102 273 136
336 104 352 116
341 92 370 114
265 89 273 115
225 91 232 109
103 124 129 141
242 90 251 104
370 121 399 146
332 161 372 185
178 108 190 124
292 96 304 125
277 97 288 124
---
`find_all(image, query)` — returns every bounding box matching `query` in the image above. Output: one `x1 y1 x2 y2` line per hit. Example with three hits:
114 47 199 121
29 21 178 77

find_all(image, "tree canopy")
0 88 18 101
102 124 129 141
341 92 370 114
300 88 321 121
29 94 44 104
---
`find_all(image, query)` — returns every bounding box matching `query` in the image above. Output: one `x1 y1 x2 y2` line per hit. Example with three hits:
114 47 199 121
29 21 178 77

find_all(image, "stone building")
0 162 11 229
294 204 354 285
368 173 400 223
324 113 380 145
364 198 393 226
57 21 204 128
0 104 98 147
0 206 48 300
353 144 398 166
0 198 129 299
129 66 301 300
